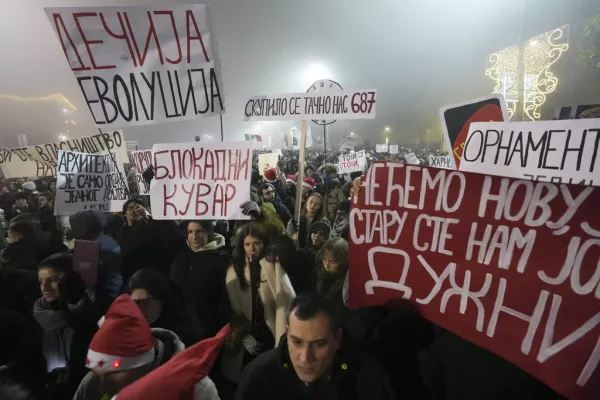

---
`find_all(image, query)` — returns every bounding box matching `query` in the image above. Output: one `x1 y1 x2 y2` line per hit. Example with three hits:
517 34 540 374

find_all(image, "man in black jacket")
170 220 230 337
235 293 396 400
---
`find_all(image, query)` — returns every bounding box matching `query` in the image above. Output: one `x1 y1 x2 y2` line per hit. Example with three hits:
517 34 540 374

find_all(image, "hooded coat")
69 211 123 308
235 330 396 400
170 233 231 338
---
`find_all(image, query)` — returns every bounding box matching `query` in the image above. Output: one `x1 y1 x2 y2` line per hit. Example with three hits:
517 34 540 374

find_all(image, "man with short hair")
259 183 291 226
37 192 57 234
235 293 396 400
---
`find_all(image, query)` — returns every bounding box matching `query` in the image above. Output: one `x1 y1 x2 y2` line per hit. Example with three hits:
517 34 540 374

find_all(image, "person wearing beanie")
111 325 229 400
330 199 351 242
262 167 288 202
289 221 331 295
73 294 220 400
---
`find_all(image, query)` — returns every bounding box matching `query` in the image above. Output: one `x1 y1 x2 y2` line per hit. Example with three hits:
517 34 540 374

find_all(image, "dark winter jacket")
170 233 231 337
289 246 318 295
119 219 184 283
235 331 396 400
69 211 123 308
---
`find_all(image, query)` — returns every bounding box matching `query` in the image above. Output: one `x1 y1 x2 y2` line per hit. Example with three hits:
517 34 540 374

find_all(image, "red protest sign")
348 163 600 400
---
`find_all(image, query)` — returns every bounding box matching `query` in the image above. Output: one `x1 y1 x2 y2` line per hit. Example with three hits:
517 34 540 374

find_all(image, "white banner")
288 126 313 150
405 152 421 165
150 141 252 220
126 141 139 152
375 144 388 153
389 145 399 154
0 130 127 178
338 150 367 174
258 153 279 173
131 150 152 195
460 119 600 186
45 5 225 128
339 136 358 152
428 155 453 169
55 150 128 215
244 89 377 121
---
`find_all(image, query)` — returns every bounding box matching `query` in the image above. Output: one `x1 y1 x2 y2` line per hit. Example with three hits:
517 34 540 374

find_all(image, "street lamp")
385 137 389 145
350 132 354 136
385 127 390 131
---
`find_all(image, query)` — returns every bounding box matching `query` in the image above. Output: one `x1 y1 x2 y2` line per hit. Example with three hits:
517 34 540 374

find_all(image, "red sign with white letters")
348 162 600 400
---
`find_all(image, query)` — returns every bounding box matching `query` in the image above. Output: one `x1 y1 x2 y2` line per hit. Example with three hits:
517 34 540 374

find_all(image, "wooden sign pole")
294 120 308 220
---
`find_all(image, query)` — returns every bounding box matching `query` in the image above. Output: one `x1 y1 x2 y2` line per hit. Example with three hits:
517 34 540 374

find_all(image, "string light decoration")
485 25 569 121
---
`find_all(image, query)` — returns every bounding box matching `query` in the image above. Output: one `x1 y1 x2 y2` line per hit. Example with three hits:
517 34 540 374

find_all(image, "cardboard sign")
338 151 367 174
389 145 399 154
150 141 252 220
428 155 452 169
73 240 100 287
289 126 312 150
460 119 599 187
375 144 388 153
55 150 128 215
45 5 225 128
339 136 358 152
0 131 127 178
405 152 420 165
349 163 600 400
131 150 153 195
126 141 139 152
244 90 377 121
440 94 509 170
258 153 279 174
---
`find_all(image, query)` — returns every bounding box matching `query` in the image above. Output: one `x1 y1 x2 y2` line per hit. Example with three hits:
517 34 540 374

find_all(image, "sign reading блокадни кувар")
349 162 600 399
44 5 225 128
459 119 599 186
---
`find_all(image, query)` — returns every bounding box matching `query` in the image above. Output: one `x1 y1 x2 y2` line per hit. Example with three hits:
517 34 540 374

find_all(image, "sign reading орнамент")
349 163 600 400
44 5 225 128
150 141 252 220
244 90 377 121
460 119 599 186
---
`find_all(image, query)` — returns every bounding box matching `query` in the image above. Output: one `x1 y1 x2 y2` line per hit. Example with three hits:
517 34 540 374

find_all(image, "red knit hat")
86 294 154 373
263 167 277 182
303 177 316 189
113 324 231 400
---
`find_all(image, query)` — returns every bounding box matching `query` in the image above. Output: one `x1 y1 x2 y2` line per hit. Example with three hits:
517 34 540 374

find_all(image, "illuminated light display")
0 93 77 111
486 25 569 121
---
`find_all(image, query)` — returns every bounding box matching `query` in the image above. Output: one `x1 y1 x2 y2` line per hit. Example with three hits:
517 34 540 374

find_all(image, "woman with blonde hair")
222 223 296 383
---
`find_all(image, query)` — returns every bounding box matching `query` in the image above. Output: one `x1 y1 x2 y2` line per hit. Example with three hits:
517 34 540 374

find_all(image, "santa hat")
86 294 154 373
113 324 231 400
263 167 277 183
303 177 316 190
286 175 296 185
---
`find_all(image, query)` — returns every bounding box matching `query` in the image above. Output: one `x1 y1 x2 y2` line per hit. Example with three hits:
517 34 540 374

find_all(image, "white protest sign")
339 136 358 151
460 119 600 186
258 153 279 173
55 150 128 215
428 155 453 169
150 141 252 220
244 89 377 121
389 145 398 154
338 151 367 174
0 130 128 178
126 141 139 152
131 150 152 195
45 5 225 128
375 144 388 153
405 152 421 165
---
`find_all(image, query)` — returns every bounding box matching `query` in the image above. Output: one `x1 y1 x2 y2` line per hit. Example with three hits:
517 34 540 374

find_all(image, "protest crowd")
1 2 599 400
0 143 571 400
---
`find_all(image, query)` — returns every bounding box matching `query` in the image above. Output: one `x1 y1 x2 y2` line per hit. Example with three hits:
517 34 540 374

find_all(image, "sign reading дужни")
460 119 599 186
244 90 377 121
45 5 225 128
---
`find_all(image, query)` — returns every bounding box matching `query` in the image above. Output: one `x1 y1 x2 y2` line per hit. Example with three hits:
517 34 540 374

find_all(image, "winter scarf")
33 298 74 372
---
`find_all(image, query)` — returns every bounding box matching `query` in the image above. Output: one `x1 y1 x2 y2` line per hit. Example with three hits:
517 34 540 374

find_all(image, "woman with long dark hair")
286 192 329 249
222 223 295 383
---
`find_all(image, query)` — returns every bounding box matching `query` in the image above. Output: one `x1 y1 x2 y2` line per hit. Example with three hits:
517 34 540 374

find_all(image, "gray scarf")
33 298 74 372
